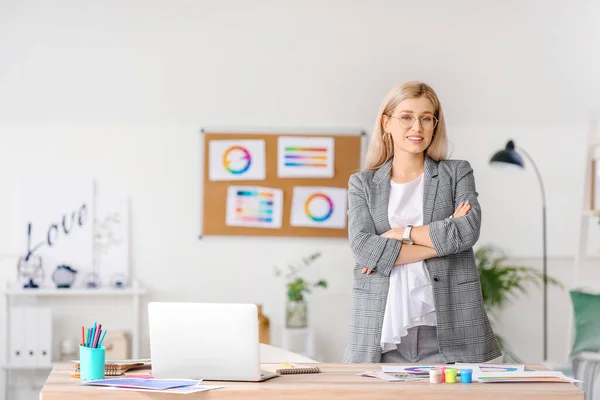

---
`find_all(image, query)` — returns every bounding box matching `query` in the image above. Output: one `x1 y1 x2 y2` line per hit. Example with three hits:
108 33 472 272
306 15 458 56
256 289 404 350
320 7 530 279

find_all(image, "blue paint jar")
460 368 472 383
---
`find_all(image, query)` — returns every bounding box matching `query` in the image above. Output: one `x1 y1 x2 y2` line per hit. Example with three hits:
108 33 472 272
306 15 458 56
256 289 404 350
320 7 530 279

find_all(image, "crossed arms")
348 161 481 277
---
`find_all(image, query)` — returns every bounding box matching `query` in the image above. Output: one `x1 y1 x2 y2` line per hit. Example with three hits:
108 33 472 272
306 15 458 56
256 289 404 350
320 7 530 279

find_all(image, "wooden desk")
40 363 584 399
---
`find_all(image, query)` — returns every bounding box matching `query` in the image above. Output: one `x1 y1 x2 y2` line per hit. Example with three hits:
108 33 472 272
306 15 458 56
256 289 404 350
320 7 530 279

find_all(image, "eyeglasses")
387 114 438 130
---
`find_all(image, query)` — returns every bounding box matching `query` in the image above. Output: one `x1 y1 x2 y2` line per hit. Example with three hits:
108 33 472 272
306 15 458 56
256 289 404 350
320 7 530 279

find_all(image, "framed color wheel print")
290 187 347 228
208 139 266 181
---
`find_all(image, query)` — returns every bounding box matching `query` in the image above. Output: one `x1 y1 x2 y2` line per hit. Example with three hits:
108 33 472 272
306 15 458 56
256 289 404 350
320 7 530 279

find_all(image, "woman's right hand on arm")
452 201 471 218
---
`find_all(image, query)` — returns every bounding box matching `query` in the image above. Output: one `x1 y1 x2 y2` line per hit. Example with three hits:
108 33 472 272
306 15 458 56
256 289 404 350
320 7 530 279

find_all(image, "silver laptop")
148 302 277 382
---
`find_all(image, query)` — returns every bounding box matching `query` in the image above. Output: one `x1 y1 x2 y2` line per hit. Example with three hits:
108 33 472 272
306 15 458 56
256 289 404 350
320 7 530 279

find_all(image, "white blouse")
380 173 437 353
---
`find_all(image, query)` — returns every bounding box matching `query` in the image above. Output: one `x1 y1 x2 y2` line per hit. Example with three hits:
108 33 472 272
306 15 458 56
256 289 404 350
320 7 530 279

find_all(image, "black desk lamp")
489 140 548 362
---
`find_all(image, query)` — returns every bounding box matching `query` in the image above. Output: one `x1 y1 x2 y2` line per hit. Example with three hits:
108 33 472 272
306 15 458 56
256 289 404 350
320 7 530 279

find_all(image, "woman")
342 81 501 364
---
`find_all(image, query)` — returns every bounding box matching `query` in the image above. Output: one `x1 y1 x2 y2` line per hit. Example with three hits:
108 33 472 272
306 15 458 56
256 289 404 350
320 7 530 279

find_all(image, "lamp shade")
489 140 524 168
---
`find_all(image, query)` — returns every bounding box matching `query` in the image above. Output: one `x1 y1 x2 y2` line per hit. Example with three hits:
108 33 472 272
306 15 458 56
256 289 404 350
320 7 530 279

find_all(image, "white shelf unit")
0 281 146 400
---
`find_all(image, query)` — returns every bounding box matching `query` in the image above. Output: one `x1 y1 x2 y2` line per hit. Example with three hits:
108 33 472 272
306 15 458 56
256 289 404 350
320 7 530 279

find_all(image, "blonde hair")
364 81 448 170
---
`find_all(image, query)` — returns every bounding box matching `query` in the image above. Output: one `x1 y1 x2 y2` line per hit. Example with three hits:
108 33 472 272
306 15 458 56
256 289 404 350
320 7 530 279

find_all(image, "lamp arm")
518 147 547 209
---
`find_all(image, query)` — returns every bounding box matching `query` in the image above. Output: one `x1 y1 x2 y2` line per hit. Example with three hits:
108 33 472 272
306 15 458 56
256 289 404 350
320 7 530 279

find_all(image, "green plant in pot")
474 244 563 362
273 252 327 329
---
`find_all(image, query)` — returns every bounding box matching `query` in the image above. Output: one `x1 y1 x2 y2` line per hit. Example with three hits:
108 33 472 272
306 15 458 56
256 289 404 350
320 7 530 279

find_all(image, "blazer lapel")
423 155 439 225
371 159 393 233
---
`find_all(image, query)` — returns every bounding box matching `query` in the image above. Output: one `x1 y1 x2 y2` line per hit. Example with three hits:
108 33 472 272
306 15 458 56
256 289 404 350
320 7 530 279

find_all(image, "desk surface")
40 363 584 399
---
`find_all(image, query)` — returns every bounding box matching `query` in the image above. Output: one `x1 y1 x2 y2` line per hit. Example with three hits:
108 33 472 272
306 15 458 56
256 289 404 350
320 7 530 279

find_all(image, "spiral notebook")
275 363 321 375
71 361 148 377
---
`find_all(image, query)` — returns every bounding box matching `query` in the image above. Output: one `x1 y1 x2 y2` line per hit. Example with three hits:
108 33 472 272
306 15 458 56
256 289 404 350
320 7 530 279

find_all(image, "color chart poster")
290 187 347 228
209 140 266 181
277 137 334 178
226 186 283 228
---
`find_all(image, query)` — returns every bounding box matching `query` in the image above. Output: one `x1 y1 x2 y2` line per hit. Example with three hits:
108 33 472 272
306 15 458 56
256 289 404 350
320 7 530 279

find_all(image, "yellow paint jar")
445 368 457 383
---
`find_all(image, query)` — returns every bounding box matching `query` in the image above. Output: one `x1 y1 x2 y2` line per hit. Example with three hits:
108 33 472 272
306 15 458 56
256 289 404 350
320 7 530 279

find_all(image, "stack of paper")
82 378 225 394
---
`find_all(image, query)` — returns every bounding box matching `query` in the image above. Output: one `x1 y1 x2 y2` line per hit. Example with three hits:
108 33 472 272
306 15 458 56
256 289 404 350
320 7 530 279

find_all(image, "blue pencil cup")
79 345 105 381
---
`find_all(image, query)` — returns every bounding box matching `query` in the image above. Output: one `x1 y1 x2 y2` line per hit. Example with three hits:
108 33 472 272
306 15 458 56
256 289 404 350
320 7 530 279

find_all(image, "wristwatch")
402 225 414 245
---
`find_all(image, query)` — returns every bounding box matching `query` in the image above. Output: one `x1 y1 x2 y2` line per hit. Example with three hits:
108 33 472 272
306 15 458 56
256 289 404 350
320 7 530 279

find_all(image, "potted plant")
273 252 327 328
474 244 563 362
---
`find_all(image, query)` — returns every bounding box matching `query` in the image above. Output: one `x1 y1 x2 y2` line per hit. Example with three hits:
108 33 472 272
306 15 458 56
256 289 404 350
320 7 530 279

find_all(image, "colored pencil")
93 325 102 348
98 330 107 347
91 322 97 348
81 326 84 346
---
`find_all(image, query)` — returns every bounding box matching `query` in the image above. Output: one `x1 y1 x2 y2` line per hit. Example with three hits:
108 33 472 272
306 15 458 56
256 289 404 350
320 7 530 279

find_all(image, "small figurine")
110 272 128 289
52 265 78 289
83 272 100 289
17 255 44 289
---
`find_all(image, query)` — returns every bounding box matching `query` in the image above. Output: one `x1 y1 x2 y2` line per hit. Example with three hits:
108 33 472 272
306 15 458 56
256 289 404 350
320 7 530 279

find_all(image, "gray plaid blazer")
342 156 501 363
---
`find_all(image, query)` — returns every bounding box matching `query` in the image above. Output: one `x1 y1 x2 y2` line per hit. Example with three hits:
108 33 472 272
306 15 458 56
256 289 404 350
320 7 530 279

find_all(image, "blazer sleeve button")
433 277 439 282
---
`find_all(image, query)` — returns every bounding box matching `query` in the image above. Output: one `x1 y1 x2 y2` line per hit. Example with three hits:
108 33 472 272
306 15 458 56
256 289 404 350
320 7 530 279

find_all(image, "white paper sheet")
277 137 334 178
380 365 442 375
477 371 581 383
226 186 283 228
358 371 426 382
290 186 347 228
101 385 225 394
453 363 524 379
209 140 266 181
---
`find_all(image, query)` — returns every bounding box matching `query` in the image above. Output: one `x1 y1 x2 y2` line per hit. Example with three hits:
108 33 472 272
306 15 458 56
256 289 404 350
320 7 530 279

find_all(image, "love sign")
15 177 95 287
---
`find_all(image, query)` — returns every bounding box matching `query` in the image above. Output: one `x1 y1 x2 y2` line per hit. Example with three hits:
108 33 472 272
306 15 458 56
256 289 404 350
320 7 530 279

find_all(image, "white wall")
0 0 599 396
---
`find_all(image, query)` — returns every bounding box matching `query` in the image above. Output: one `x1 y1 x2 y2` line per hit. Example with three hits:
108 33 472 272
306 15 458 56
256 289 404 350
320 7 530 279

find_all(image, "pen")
91 322 97 348
81 326 84 346
86 328 91 347
93 324 102 348
98 330 107 347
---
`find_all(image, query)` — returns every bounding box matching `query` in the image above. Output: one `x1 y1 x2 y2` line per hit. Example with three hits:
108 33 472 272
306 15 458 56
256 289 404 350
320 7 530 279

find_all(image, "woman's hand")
361 267 373 275
452 201 471 218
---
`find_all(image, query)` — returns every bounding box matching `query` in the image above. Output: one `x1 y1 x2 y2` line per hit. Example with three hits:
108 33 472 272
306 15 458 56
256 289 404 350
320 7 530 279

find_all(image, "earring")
383 131 391 141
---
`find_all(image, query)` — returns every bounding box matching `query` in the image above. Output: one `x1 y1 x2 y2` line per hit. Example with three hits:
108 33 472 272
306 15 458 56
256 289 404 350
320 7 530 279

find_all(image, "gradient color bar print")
235 189 274 223
284 146 328 168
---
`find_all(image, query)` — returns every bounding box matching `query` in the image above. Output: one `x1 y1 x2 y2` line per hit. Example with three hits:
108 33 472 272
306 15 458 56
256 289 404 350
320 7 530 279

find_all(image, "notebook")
275 363 321 375
71 361 148 377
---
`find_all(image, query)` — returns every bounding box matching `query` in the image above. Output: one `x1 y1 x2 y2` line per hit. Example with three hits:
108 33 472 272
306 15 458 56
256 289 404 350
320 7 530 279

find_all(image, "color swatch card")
290 187 347 228
226 186 283 228
209 140 266 181
277 137 334 178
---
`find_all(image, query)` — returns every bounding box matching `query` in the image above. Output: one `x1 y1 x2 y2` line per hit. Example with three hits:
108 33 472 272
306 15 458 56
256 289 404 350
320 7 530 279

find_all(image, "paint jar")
429 369 442 383
440 367 446 382
445 368 457 383
460 368 473 383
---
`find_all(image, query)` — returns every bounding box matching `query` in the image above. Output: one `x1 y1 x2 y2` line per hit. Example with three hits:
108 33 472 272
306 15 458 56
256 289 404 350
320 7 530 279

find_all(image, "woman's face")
383 96 436 156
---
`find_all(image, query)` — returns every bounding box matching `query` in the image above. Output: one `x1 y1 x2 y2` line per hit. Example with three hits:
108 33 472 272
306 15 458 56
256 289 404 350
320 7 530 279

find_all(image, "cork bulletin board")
201 130 363 238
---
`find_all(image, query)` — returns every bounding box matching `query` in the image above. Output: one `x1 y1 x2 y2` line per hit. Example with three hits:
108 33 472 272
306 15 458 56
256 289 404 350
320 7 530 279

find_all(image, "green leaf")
475 244 563 328
275 253 327 301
